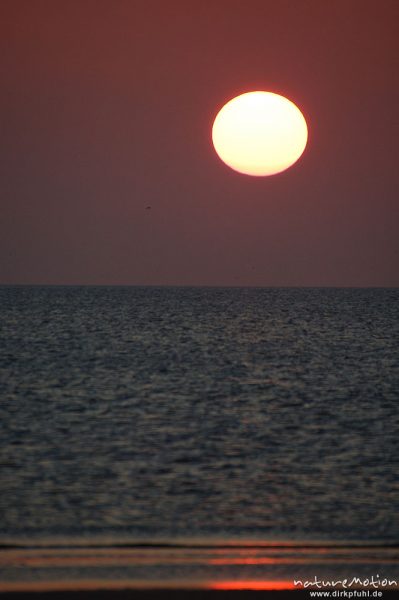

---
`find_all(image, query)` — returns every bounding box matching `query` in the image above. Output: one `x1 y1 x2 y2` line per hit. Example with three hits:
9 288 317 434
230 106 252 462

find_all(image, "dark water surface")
0 286 398 589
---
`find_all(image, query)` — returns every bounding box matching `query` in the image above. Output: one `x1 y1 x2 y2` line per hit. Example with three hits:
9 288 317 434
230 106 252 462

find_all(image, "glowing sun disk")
212 91 308 176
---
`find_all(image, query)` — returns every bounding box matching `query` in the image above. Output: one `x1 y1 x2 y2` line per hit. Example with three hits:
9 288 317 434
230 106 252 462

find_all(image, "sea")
0 286 398 592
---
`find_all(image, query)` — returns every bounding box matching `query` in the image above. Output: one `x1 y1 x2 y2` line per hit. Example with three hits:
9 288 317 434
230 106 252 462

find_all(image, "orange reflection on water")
210 580 296 590
210 557 297 565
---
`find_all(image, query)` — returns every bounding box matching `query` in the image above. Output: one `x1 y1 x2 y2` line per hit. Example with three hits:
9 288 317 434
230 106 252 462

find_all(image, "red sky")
1 0 398 286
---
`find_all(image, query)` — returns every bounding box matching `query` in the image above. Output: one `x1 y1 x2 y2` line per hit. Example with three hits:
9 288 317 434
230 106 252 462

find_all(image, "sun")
212 91 308 176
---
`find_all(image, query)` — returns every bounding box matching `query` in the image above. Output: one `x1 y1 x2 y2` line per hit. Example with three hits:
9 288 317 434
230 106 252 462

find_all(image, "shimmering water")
0 286 398 589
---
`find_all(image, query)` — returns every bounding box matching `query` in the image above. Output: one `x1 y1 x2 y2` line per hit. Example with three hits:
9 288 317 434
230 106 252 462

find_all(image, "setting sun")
212 91 308 176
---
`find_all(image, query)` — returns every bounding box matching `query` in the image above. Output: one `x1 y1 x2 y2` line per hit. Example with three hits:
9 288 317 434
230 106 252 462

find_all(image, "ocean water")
0 286 398 590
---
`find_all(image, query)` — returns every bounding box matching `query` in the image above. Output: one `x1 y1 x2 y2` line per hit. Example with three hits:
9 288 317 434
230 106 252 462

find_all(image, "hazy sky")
1 0 398 286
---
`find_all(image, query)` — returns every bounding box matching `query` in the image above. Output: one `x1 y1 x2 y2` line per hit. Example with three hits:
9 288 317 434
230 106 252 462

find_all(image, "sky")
1 0 398 286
